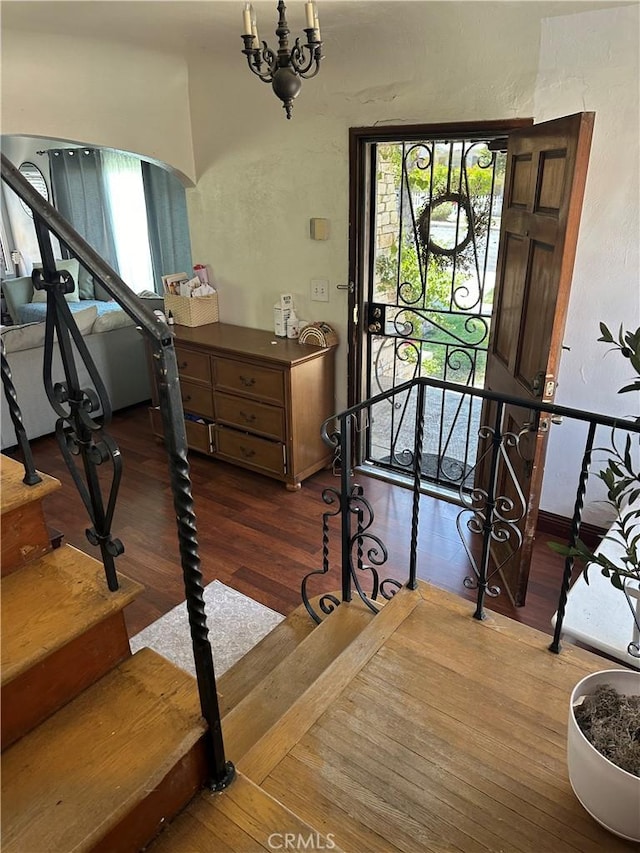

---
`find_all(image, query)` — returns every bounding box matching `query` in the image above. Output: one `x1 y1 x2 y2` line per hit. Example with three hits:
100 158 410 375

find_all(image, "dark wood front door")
483 111 595 605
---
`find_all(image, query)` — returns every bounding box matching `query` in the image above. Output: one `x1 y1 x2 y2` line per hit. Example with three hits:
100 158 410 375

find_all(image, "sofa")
1 271 163 449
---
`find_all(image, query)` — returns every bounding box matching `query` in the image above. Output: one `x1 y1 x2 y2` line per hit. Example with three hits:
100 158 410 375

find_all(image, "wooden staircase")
0 452 356 853
0 454 210 852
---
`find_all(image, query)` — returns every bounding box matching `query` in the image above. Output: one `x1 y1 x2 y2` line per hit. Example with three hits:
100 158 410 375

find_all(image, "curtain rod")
36 148 94 156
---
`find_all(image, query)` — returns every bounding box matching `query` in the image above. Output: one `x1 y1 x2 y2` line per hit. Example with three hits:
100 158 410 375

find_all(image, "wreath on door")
417 191 475 259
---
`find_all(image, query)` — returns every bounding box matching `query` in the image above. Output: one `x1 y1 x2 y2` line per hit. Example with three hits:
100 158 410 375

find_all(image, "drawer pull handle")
240 411 257 424
240 375 256 387
178 361 188 370
239 446 256 459
183 394 192 403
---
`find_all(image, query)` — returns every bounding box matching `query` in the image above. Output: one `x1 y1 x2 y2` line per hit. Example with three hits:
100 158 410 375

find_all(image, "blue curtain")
48 148 119 286
142 161 193 294
50 150 193 298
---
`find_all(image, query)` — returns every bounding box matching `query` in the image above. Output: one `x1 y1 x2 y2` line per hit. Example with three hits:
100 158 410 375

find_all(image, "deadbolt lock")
365 303 386 335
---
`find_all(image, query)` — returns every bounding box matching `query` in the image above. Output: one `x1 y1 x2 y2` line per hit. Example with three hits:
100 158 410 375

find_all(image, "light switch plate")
311 278 329 302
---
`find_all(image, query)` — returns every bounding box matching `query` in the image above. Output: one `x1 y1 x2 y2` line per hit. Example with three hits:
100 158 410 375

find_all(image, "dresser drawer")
214 392 285 441
214 427 285 477
180 379 214 418
175 346 211 384
149 407 214 455
213 357 285 405
185 418 215 454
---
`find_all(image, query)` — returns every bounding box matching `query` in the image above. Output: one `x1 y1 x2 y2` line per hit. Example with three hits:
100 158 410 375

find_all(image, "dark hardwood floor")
15 404 570 640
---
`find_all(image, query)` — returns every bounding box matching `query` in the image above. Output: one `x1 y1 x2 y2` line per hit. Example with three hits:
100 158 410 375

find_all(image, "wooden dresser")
149 323 336 489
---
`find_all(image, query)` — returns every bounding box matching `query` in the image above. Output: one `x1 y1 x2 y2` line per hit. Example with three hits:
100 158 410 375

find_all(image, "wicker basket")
298 322 338 348
164 293 219 327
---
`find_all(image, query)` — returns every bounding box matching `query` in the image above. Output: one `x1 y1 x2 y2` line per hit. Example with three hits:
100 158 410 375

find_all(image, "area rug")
129 580 285 678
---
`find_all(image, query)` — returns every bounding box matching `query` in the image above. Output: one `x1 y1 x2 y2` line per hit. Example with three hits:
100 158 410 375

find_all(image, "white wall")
1 33 195 183
535 4 640 523
186 2 544 411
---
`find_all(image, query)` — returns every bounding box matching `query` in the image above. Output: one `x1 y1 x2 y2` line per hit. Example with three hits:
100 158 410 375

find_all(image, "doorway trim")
347 119 533 415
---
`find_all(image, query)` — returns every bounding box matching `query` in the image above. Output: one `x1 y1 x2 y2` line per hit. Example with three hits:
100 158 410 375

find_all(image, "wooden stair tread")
150 771 344 852
217 593 387 718
217 602 319 716
221 598 377 761
1 544 143 685
1 648 205 853
236 586 421 784
1 453 61 515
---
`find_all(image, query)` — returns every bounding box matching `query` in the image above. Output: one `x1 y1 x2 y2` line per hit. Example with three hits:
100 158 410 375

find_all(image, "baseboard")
537 510 605 550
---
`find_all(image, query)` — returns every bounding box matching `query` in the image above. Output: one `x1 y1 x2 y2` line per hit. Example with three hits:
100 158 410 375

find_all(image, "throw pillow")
92 310 135 334
31 259 81 303
1 306 98 353
94 280 113 302
2 276 34 324
1 322 45 353
72 305 98 335
77 264 95 300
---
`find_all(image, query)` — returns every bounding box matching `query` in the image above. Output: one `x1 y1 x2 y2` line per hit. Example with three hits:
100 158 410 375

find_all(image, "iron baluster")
0 341 42 485
152 339 235 789
409 381 426 589
300 486 342 625
355 500 364 574
301 413 399 622
549 421 597 653
32 217 123 591
473 401 504 620
340 414 353 604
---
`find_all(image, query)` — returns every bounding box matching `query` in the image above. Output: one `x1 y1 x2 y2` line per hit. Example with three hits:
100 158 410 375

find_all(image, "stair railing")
1 153 235 790
302 375 640 659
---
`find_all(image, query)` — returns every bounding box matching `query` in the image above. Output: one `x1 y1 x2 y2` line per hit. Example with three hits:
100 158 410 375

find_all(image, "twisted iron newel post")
152 337 235 790
1 340 42 485
408 381 426 590
340 414 353 604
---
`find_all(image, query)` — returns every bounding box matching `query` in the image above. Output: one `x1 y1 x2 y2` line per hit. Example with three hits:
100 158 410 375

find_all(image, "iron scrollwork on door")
366 137 507 491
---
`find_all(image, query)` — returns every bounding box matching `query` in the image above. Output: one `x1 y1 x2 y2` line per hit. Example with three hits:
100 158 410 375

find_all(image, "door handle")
368 322 382 333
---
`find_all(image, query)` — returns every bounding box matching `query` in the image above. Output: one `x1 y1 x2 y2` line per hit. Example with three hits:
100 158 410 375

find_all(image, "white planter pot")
568 669 640 842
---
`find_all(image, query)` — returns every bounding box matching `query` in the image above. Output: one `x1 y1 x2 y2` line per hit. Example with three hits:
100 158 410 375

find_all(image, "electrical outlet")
311 278 329 302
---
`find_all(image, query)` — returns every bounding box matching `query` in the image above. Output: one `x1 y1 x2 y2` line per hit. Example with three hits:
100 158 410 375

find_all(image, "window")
17 162 49 218
102 151 155 293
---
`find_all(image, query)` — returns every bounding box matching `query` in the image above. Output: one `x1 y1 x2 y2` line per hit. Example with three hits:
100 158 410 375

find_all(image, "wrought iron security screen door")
359 130 509 492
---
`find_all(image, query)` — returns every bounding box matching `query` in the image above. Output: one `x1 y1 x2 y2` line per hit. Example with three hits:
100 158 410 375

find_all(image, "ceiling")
1 0 634 59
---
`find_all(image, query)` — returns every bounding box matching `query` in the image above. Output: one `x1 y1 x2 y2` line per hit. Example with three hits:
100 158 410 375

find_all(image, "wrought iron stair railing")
0 153 234 790
302 375 640 661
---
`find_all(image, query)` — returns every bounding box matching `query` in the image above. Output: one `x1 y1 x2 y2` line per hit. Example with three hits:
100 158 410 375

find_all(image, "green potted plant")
551 325 640 601
551 324 640 841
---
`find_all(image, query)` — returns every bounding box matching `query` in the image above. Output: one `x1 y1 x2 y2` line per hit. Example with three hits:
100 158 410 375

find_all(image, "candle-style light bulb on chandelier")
241 1 323 119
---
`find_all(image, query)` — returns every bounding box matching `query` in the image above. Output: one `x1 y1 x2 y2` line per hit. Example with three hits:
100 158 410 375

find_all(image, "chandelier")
241 1 323 119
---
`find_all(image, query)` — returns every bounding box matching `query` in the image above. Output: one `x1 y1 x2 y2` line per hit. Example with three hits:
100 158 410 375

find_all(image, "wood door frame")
347 119 534 412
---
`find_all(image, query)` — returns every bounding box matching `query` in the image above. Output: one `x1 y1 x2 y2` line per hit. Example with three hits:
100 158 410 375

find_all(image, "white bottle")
286 310 300 339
